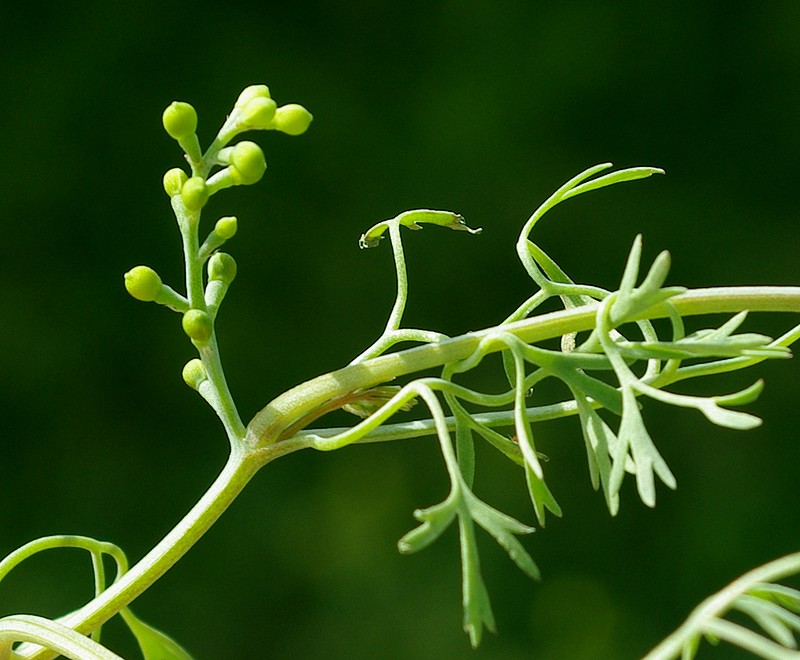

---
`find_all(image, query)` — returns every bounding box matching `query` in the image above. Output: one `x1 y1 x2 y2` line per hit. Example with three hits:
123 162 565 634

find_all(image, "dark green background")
1 2 799 658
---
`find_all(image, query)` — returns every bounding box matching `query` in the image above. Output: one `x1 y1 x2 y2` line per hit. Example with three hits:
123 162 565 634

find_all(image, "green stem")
20 286 799 659
21 449 261 660
643 551 800 660
198 335 246 444
352 222 412 363
247 286 800 447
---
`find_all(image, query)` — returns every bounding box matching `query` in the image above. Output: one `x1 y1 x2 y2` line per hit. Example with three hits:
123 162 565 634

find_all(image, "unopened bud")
272 104 313 136
208 252 237 285
163 168 189 197
215 216 237 240
124 266 163 302
182 309 213 343
181 177 209 211
229 141 266 185
162 101 198 140
235 85 271 109
182 358 208 390
240 97 277 129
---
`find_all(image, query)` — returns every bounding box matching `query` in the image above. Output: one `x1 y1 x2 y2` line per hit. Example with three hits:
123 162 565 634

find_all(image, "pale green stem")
21 450 260 660
176 206 205 310
247 286 800 447
352 222 412 363
174 173 245 442
383 222 408 334
643 551 800 660
0 537 127 585
0 616 123 660
18 286 800 659
197 336 246 443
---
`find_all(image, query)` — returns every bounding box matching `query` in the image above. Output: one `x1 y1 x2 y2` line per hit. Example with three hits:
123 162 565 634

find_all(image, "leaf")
639 249 672 294
752 583 800 613
733 594 800 648
617 388 676 507
618 338 788 361
397 497 458 554
714 379 764 407
563 166 664 200
698 400 762 430
358 209 481 248
609 286 687 325
524 463 562 527
458 516 495 648
468 494 539 580
120 608 194 660
470 422 524 466
639 381 764 430
573 390 620 515
522 463 561 525
620 234 643 294
526 241 597 308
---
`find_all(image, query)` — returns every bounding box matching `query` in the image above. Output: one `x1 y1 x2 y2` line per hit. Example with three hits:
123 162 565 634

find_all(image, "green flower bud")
235 84 271 109
124 266 163 302
272 104 313 136
240 97 277 129
215 216 238 240
229 141 266 185
182 309 213 343
182 358 208 390
181 177 209 211
208 252 237 285
162 101 198 140
163 168 189 197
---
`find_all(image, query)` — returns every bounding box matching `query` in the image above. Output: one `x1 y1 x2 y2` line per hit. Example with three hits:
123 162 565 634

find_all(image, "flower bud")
182 309 213 343
182 358 208 390
235 85 271 109
272 104 313 136
163 168 188 197
181 177 209 211
229 141 266 185
124 266 163 302
215 216 238 240
162 101 198 140
208 252 237 285
240 97 277 129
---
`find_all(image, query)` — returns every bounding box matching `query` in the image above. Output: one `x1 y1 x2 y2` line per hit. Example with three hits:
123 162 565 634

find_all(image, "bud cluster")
233 85 313 136
131 84 312 391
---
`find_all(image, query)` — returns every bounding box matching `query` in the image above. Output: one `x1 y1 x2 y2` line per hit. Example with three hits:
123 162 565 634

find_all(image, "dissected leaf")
359 209 481 248
617 388 676 507
397 497 458 554
524 463 562 527
573 390 621 515
619 337 788 361
467 494 539 580
563 166 664 200
458 516 495 648
733 594 800 648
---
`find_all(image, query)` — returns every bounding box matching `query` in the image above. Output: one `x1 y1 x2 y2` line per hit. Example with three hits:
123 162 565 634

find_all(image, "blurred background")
1 1 799 658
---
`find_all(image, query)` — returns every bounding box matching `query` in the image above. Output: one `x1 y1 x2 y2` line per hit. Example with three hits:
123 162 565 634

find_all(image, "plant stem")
21 449 260 660
643 551 800 660
21 286 800 658
247 285 800 447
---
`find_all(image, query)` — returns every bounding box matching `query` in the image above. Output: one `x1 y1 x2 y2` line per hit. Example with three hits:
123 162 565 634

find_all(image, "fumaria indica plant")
2 83 800 659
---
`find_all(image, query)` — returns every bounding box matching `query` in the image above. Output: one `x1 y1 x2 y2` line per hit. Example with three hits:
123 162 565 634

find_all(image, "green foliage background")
1 2 799 658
